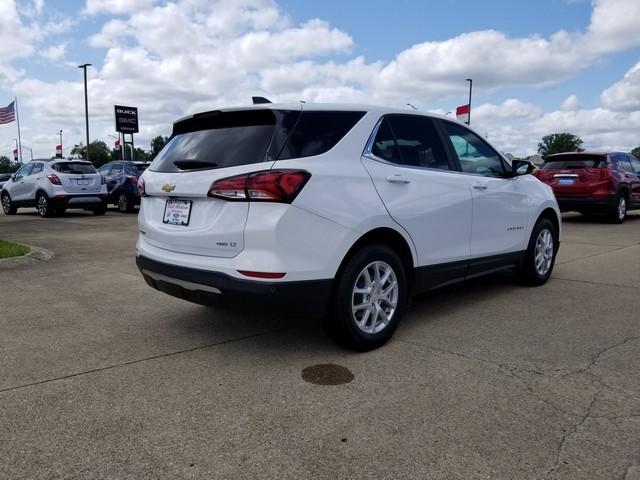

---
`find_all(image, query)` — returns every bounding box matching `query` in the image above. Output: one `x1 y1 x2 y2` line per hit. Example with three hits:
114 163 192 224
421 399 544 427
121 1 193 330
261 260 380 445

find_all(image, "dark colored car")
534 152 640 223
97 161 149 212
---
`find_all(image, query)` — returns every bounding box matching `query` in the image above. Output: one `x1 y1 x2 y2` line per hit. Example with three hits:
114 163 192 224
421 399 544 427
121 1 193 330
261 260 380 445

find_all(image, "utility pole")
59 130 63 153
78 63 92 161
466 78 473 126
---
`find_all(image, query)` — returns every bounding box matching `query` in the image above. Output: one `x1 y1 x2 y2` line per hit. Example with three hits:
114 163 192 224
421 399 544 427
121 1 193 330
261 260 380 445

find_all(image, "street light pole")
59 130 63 155
466 78 473 126
78 63 92 162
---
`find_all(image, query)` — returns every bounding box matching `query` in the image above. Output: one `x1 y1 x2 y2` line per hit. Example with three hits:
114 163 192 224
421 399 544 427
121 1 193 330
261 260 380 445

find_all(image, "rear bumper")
51 193 109 209
555 196 614 212
136 255 332 319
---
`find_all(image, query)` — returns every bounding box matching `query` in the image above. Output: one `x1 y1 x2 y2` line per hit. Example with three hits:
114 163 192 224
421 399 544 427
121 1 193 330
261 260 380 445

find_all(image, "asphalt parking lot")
0 209 639 479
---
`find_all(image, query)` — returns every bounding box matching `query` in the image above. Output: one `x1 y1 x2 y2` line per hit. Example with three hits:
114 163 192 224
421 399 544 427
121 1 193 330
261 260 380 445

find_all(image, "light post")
59 130 63 153
78 63 92 161
466 78 473 126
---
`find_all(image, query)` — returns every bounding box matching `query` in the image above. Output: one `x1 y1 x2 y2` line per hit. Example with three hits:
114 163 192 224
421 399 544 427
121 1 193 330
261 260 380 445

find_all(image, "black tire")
324 244 407 351
92 206 107 216
608 193 627 224
36 192 52 218
1 192 17 215
117 192 134 213
515 217 558 286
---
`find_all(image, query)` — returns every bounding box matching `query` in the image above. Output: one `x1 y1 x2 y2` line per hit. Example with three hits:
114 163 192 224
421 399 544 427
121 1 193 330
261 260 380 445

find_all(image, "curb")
0 245 54 269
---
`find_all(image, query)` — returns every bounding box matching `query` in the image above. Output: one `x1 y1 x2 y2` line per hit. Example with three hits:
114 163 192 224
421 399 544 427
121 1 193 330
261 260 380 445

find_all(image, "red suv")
534 152 640 223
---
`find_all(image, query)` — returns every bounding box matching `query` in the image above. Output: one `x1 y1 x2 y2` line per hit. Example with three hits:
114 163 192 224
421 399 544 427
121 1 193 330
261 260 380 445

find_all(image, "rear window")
541 154 605 169
51 162 97 174
151 109 365 173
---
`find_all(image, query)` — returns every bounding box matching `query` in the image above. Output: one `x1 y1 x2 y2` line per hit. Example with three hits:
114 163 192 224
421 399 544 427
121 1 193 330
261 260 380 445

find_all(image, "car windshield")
541 154 605 169
51 162 98 174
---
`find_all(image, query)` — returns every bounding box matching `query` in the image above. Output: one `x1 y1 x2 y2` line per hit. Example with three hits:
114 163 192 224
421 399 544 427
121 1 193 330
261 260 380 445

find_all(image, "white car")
1 159 109 217
136 104 561 350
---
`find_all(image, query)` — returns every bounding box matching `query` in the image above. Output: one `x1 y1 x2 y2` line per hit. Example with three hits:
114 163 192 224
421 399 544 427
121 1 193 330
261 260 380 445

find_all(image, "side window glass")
619 155 634 173
629 155 640 174
443 122 504 177
98 165 110 175
110 164 123 174
31 163 43 175
371 116 450 170
16 164 33 177
372 119 401 163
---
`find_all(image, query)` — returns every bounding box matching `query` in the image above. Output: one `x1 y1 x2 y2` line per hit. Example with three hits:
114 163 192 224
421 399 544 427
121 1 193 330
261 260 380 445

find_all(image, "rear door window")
541 154 606 169
372 115 450 170
618 154 634 173
52 162 97 174
629 155 640 174
31 163 43 175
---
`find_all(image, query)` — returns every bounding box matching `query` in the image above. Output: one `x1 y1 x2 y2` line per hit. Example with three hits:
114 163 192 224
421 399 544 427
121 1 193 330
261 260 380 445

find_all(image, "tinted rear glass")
52 162 97 174
541 154 605 169
151 109 365 173
277 111 365 160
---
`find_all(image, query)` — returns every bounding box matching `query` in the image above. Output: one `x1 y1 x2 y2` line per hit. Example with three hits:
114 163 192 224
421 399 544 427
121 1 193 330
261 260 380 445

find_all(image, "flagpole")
15 96 23 164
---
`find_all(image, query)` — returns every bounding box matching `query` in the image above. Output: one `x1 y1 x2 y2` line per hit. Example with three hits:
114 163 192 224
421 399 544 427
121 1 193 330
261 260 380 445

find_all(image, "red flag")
114 138 120 148
456 104 470 124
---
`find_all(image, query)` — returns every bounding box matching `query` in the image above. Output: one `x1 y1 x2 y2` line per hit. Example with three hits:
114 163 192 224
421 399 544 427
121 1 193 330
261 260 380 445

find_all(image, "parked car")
98 161 149 212
534 152 640 223
1 159 108 217
136 104 561 350
0 173 11 190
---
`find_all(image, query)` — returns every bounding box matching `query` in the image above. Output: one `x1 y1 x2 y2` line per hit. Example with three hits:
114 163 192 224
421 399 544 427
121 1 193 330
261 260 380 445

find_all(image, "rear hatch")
52 161 102 194
139 109 282 258
535 154 608 195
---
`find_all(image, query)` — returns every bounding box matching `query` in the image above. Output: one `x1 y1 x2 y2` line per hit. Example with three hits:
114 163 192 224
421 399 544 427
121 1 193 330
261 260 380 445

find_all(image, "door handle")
386 174 411 184
472 181 488 190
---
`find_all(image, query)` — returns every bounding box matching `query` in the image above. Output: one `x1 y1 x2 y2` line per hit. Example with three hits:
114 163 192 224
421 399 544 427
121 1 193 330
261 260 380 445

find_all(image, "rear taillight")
208 170 311 203
47 174 61 185
127 175 137 185
137 177 145 196
585 168 611 180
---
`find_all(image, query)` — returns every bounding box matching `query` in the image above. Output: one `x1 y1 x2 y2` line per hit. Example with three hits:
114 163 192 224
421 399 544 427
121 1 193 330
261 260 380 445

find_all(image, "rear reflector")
237 270 286 279
208 170 310 203
137 177 145 196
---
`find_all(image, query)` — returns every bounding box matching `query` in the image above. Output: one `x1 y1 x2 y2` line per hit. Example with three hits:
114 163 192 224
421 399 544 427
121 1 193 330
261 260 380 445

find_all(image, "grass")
0 239 30 259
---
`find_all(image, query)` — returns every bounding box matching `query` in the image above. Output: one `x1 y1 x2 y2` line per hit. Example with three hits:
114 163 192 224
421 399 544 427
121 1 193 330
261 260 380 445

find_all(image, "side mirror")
511 160 536 176
11 174 18 181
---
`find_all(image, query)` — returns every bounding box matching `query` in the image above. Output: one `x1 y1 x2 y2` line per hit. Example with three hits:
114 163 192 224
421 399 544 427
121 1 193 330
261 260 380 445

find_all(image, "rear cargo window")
152 110 277 173
541 154 605 169
151 109 365 172
52 162 97 174
276 111 365 160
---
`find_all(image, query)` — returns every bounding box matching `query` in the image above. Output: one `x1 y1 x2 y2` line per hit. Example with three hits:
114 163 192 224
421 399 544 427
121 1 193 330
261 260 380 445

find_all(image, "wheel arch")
333 227 417 293
537 207 561 242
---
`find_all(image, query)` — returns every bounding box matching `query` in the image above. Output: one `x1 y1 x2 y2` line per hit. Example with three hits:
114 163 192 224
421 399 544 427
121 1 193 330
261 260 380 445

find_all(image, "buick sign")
114 105 139 133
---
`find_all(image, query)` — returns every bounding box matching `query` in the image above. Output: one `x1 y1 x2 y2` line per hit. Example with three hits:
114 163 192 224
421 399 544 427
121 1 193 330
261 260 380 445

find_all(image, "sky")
1 0 640 159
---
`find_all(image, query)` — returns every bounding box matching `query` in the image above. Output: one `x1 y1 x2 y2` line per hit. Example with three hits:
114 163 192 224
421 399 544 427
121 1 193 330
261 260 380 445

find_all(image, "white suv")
1 159 109 217
136 104 561 350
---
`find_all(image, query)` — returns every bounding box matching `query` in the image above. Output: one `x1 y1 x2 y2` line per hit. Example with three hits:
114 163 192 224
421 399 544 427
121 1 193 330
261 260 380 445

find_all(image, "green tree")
150 135 169 160
630 146 640 159
537 133 584 158
70 141 112 168
0 155 21 174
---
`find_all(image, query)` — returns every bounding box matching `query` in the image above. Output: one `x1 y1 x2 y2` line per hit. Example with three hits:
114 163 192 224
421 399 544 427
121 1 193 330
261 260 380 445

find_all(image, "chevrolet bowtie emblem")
162 183 176 192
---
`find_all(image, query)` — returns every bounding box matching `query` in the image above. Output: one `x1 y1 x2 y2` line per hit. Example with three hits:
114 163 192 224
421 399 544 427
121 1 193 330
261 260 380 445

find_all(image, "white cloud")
600 61 640 112
560 95 581 111
83 0 155 16
39 43 66 62
3 0 640 158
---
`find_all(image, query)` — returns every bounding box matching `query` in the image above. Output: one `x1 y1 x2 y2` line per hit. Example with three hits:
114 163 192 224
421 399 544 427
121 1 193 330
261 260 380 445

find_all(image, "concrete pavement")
0 209 638 479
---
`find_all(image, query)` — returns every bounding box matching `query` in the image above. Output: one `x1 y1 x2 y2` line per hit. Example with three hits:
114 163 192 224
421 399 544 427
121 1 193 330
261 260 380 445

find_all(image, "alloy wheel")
37 195 48 217
618 197 626 221
534 228 554 276
351 261 399 334
1 195 10 214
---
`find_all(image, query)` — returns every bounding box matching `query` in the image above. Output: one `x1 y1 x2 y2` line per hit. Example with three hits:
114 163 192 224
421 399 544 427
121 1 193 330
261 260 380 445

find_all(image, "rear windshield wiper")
173 160 218 170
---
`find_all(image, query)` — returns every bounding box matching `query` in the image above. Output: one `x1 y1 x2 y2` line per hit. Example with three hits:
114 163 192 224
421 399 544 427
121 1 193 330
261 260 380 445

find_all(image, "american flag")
0 101 16 124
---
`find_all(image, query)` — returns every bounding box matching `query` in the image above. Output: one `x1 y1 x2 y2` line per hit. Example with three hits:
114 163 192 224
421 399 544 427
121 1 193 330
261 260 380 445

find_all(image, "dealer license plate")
163 199 192 226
